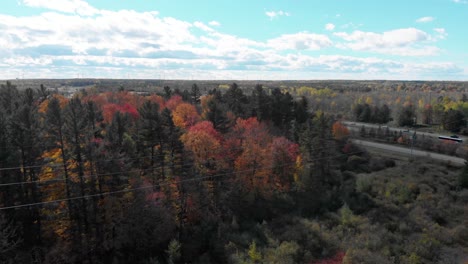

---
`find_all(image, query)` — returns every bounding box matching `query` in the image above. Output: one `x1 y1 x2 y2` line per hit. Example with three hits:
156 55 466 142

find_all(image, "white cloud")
434 28 448 39
22 0 99 16
208 20 220 26
325 23 335 31
194 21 214 32
265 10 290 20
453 0 468 4
1 54 462 80
267 32 332 50
334 28 440 56
434 28 446 34
0 10 195 56
0 1 463 80
416 16 435 23
341 22 362 29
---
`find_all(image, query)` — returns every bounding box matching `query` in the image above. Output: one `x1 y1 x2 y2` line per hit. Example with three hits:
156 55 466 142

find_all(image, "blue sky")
0 0 467 80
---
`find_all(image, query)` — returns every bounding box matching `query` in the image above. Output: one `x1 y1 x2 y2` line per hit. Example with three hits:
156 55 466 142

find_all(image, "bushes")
458 162 468 188
223 152 464 264
224 217 340 264
342 248 392 264
339 204 362 228
263 241 300 264
451 224 468 246
408 233 441 261
369 157 395 171
356 175 373 193
346 155 369 172
345 154 394 173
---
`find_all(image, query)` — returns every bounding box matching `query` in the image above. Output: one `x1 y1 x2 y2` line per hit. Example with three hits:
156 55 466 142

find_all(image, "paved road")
352 139 466 166
343 121 467 143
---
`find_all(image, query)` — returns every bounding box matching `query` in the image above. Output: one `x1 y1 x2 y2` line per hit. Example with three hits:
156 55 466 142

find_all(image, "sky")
0 0 467 80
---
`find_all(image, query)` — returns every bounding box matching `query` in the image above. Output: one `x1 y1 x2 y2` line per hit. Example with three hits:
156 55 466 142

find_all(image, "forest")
1 80 467 263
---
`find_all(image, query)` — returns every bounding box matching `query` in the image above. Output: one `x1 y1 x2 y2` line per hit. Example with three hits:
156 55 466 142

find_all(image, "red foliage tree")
165 95 183 111
102 103 140 123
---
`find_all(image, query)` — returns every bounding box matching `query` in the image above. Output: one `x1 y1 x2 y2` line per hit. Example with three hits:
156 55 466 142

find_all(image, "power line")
0 136 185 151
0 143 342 187
0 141 240 172
0 150 362 211
0 145 186 172
1 132 333 171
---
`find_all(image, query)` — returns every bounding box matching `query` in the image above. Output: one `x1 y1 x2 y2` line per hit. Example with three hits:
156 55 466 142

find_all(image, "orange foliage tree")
180 121 223 173
231 118 300 195
172 103 200 129
147 94 166 110
232 117 273 194
200 94 214 120
269 137 299 190
332 121 350 141
38 94 68 114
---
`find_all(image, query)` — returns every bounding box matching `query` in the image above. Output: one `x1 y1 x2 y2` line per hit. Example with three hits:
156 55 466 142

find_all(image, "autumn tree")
180 121 223 209
269 137 299 190
181 121 222 173
233 117 273 195
332 121 350 141
165 95 184 111
172 103 200 129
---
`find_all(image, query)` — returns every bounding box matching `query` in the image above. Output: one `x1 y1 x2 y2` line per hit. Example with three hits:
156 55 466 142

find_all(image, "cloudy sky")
0 0 467 80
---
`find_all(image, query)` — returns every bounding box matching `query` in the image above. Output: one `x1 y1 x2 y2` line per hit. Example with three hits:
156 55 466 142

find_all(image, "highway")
352 139 466 166
342 121 467 143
